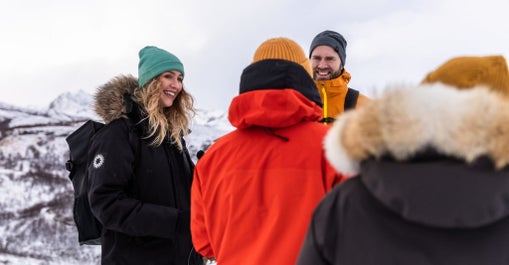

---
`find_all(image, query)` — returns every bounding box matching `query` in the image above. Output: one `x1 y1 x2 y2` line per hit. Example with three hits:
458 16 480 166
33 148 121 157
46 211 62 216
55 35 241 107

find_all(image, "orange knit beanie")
421 55 509 96
252 37 313 77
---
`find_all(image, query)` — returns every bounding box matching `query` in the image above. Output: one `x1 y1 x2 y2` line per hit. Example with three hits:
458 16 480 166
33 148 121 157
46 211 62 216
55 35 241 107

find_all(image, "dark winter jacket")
191 60 345 265
88 75 201 265
297 84 509 265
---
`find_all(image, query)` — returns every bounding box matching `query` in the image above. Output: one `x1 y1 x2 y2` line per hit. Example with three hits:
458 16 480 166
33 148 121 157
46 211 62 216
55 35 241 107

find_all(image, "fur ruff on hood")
325 83 509 175
94 75 139 124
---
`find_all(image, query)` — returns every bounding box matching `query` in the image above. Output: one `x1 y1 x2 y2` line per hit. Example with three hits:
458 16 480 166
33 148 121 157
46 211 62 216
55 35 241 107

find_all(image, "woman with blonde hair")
88 46 202 265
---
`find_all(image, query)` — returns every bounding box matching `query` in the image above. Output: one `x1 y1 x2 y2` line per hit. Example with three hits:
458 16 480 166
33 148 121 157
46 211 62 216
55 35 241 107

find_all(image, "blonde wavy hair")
133 76 195 151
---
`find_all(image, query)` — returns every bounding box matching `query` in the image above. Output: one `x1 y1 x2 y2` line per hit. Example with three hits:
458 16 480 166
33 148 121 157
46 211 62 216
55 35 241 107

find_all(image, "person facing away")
88 46 203 265
190 37 346 265
309 30 369 124
296 55 509 265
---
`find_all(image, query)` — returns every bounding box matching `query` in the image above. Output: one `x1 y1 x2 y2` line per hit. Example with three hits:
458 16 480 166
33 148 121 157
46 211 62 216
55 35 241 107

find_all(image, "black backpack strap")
344 88 359 111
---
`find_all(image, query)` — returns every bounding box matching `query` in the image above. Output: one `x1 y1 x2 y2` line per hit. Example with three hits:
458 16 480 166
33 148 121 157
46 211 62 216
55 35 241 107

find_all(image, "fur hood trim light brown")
324 83 509 175
93 75 139 124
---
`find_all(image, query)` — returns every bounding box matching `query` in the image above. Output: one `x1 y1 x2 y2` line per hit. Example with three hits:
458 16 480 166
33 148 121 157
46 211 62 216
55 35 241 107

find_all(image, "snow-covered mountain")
0 91 232 265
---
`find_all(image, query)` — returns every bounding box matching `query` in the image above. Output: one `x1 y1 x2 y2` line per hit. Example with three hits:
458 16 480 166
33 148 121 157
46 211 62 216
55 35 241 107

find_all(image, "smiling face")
158 70 183 107
310 45 343 80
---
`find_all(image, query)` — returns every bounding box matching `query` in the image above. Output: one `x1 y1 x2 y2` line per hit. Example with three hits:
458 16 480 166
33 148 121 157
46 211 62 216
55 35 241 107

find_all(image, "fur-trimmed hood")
324 83 509 228
325 83 509 175
94 75 139 124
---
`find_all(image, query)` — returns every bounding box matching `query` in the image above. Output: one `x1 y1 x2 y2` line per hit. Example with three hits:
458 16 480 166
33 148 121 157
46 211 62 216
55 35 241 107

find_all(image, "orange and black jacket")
314 70 369 124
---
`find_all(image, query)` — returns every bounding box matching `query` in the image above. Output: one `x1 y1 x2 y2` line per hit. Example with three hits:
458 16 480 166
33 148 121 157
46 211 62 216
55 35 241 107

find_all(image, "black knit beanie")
309 30 347 66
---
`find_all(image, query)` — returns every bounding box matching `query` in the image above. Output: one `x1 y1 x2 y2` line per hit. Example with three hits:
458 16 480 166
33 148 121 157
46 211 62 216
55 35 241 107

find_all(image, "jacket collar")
314 70 351 89
229 60 325 129
239 59 322 107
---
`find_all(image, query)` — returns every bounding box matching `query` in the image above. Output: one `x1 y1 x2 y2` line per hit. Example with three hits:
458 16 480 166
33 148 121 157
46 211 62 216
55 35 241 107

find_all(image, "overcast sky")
2 0 508 111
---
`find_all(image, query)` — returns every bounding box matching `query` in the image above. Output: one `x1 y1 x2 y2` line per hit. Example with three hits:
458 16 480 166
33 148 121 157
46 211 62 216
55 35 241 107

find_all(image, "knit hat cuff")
138 60 184 88
137 46 184 88
309 30 347 66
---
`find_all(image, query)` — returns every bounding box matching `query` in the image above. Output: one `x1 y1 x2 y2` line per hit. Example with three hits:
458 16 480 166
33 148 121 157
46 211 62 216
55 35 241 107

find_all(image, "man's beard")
313 67 343 81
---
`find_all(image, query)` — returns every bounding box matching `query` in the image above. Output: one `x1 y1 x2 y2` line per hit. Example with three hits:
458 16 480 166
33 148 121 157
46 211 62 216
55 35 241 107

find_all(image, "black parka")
297 84 509 265
87 75 202 265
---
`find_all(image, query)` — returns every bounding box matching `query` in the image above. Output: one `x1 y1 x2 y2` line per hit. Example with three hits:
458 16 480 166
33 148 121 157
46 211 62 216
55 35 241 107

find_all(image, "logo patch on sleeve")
92 154 105 169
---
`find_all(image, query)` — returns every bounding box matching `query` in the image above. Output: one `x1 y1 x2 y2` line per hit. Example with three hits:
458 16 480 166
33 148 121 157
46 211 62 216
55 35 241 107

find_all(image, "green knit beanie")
137 46 185 88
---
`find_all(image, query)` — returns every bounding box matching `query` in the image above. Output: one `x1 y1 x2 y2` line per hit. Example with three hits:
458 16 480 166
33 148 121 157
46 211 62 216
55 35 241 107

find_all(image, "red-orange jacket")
191 59 345 265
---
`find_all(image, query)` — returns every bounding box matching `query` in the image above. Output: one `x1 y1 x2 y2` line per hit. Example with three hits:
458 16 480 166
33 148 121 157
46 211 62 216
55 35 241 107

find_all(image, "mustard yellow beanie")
252 37 313 77
422 55 509 96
